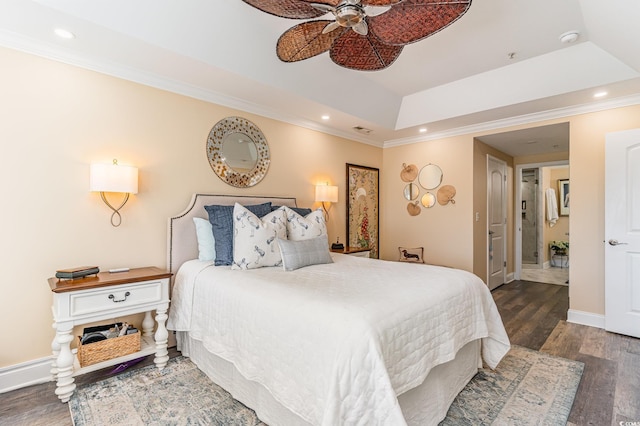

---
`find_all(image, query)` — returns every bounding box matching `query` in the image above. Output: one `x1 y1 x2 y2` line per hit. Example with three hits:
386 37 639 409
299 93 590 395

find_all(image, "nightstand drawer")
70 281 163 316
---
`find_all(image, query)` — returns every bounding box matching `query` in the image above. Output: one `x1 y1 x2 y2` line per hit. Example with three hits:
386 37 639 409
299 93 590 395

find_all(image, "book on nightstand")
55 266 100 280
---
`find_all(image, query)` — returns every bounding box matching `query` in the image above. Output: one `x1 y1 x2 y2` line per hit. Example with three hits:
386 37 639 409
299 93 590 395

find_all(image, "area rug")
441 345 583 425
69 345 583 426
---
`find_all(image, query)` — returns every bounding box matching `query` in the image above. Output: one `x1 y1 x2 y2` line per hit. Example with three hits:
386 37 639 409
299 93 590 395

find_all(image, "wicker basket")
77 332 140 367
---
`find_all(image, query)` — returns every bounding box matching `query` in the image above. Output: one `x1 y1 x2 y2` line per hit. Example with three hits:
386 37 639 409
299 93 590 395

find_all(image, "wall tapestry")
346 163 379 259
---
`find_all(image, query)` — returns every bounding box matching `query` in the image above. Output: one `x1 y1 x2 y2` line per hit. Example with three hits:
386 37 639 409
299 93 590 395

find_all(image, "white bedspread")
168 255 510 426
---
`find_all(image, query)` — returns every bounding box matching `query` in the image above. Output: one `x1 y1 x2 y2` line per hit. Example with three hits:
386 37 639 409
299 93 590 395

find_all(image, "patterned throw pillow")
232 204 287 270
283 206 327 241
398 247 424 263
204 202 272 266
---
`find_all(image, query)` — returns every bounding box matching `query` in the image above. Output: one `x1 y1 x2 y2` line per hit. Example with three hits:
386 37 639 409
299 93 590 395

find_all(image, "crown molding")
1 31 637 151
383 93 640 148
0 32 383 148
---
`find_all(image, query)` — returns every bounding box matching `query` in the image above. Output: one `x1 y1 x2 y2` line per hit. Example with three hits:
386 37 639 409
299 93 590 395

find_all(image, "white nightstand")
330 246 371 258
48 267 171 403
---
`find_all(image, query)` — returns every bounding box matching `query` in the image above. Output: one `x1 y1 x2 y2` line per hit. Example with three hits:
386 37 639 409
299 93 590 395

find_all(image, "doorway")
515 162 569 284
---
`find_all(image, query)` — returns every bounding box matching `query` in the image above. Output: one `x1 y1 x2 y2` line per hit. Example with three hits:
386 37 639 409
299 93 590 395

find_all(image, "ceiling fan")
242 0 472 71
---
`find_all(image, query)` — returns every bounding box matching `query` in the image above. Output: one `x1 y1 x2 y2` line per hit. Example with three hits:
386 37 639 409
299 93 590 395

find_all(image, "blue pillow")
204 202 272 266
272 205 312 216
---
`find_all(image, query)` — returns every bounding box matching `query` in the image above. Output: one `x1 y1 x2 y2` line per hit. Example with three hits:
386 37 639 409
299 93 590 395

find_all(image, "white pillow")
277 236 333 271
283 206 327 241
232 203 287 270
193 217 216 261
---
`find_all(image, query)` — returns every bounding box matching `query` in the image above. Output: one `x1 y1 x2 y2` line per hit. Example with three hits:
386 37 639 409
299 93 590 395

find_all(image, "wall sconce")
90 159 138 227
315 183 338 221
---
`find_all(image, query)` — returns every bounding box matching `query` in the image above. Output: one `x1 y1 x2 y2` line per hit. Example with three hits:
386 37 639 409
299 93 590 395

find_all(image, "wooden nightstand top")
330 246 370 255
48 267 172 293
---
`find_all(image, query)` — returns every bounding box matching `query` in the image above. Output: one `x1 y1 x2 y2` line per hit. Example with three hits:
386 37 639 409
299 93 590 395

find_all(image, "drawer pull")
108 291 131 303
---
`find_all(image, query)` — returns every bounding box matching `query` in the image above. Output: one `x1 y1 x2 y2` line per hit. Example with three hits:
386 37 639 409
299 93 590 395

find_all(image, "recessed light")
594 91 608 98
321 115 330 120
559 31 579 44
54 28 75 39
419 128 427 133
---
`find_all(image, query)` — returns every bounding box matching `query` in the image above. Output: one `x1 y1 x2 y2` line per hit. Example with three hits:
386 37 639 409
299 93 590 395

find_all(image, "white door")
605 128 640 338
488 156 507 290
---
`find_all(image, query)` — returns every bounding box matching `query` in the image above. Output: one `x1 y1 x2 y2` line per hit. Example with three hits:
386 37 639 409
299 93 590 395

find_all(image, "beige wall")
514 151 569 167
0 47 381 367
382 107 640 321
380 136 474 270
3 44 640 370
569 105 640 315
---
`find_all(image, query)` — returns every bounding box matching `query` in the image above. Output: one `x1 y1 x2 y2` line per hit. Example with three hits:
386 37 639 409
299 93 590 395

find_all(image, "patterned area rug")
69 346 583 426
441 345 584 425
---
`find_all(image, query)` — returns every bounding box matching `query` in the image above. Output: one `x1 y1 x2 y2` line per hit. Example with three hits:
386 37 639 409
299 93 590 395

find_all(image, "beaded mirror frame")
206 116 270 188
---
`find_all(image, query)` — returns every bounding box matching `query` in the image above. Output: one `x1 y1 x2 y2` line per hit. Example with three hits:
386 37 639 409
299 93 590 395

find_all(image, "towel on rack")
546 188 559 227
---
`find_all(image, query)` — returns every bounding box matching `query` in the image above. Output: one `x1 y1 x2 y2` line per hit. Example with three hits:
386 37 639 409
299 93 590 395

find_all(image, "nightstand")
48 267 171 403
330 246 371 258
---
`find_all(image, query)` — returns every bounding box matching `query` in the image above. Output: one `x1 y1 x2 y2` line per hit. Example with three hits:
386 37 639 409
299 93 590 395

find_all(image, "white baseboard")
506 272 515 283
0 356 52 393
567 309 605 329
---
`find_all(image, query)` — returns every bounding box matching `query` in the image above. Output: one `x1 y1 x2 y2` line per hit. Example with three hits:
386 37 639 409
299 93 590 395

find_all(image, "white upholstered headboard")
167 194 298 275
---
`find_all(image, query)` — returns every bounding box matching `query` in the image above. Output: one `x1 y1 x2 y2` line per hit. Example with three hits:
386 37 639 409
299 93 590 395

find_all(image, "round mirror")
207 117 270 188
418 164 443 190
403 183 419 201
421 192 436 208
222 132 258 173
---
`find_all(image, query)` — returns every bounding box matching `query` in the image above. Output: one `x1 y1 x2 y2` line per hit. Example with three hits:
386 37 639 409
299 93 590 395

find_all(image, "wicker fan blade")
369 0 472 45
242 0 328 19
300 0 340 7
277 21 346 62
361 0 404 5
330 29 403 71
308 2 336 13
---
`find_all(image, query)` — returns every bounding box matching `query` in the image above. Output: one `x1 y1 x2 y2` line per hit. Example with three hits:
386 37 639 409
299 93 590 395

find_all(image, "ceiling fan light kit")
243 0 473 71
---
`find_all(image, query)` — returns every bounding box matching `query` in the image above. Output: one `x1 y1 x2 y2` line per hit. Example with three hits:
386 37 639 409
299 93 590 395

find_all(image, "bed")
166 194 510 426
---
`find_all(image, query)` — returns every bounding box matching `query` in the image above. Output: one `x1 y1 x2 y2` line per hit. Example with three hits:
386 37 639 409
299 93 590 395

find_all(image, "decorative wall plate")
400 163 418 182
407 201 421 216
437 184 456 205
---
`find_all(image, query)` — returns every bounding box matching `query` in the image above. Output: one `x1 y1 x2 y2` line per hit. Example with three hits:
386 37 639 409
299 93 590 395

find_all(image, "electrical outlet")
475 212 480 222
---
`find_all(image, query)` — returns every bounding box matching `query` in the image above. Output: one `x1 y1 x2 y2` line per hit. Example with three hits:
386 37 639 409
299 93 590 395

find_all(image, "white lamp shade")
90 163 138 194
315 184 338 203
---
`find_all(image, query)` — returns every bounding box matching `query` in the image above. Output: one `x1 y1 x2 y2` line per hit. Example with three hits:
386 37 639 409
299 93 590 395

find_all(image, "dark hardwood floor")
1 280 638 425
493 280 640 425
